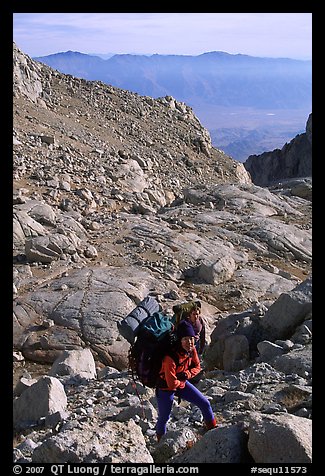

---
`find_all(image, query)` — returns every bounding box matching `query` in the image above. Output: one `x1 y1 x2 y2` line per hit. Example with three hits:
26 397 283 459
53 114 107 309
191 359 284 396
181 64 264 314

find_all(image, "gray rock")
261 277 312 339
171 425 250 463
248 412 312 463
32 419 153 463
49 348 97 379
13 376 67 429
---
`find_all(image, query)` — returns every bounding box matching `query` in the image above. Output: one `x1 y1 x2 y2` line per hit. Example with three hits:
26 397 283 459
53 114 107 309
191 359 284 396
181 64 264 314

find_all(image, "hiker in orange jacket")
155 320 217 441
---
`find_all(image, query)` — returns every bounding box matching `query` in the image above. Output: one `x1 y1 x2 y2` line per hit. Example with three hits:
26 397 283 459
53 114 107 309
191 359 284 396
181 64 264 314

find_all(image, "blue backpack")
128 311 177 388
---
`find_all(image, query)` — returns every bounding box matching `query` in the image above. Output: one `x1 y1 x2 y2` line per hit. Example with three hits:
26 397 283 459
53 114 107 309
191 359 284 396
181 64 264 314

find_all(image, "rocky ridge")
13 42 312 464
244 114 312 187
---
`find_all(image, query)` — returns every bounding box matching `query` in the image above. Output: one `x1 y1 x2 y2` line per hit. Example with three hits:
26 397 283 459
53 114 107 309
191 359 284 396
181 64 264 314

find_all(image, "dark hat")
177 320 196 339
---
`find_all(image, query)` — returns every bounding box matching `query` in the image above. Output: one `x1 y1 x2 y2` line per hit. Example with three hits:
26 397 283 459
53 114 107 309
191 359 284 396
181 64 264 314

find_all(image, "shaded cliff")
244 114 312 186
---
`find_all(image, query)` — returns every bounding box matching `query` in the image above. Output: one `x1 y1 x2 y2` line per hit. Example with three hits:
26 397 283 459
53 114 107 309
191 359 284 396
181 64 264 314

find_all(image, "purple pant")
155 380 214 436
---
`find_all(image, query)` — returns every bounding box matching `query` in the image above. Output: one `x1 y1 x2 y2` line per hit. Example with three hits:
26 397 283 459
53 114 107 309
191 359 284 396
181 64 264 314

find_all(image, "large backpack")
128 311 177 388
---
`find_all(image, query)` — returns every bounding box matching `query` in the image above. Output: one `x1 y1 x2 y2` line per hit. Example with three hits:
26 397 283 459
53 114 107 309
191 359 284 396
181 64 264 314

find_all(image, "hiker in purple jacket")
182 303 206 355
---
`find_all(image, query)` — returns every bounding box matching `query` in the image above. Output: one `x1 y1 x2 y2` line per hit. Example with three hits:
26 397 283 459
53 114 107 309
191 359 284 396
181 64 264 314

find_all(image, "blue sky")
13 13 312 60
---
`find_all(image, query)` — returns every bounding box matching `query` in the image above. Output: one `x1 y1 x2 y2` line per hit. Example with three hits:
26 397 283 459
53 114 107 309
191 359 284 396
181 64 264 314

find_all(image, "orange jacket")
158 347 201 391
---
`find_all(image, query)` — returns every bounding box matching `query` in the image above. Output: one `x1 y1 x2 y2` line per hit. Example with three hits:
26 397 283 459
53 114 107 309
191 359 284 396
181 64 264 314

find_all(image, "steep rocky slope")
13 42 312 464
14 43 250 198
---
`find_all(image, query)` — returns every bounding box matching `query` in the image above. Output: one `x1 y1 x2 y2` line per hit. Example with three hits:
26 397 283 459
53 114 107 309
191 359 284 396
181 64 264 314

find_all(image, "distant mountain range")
34 51 312 161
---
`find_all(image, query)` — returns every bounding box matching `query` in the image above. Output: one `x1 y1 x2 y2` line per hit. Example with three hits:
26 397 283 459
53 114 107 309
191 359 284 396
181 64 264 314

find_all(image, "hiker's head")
188 307 200 324
177 321 195 352
185 303 200 323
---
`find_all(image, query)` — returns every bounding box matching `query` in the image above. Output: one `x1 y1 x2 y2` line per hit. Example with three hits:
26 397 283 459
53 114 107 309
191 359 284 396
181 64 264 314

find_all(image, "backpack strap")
129 305 151 325
166 349 179 367
155 350 179 388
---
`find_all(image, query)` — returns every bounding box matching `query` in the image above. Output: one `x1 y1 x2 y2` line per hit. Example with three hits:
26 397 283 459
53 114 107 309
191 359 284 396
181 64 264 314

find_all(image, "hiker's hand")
176 372 187 381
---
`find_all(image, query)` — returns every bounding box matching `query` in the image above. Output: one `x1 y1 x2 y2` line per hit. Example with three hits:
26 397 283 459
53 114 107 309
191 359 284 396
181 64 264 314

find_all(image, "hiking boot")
205 417 217 430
